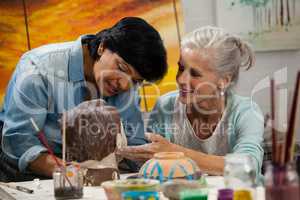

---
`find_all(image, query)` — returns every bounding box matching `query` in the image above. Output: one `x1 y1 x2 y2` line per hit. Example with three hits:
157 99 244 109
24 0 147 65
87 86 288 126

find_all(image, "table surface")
0 174 265 200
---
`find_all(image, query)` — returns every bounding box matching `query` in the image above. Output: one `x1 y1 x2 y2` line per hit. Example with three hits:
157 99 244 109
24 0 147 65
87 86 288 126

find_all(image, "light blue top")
0 36 146 172
147 91 264 179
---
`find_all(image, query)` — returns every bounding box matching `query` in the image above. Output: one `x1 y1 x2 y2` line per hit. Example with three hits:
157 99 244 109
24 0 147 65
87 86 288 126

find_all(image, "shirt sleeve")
2 59 49 172
231 102 264 179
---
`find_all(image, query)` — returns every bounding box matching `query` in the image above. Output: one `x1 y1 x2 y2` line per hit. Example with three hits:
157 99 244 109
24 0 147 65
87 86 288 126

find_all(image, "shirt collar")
68 35 85 82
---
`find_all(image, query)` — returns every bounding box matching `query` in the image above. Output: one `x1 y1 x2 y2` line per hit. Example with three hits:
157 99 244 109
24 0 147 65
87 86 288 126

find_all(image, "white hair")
181 26 255 89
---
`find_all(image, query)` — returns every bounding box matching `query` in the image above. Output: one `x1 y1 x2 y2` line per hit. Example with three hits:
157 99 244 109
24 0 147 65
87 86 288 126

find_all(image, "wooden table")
0 175 265 200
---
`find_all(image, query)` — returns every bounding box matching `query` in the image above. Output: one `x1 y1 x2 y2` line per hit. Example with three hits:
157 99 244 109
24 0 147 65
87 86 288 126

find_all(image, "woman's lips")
105 82 118 95
179 89 193 97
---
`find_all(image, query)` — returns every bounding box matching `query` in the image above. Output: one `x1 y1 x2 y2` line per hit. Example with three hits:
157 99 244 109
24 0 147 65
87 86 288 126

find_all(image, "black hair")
84 17 168 82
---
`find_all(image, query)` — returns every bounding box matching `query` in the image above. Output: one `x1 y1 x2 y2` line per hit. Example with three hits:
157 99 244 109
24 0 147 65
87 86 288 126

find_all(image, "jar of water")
224 153 256 189
53 164 84 199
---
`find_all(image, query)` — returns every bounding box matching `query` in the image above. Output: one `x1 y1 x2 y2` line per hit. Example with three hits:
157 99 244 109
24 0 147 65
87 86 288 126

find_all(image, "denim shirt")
0 36 146 172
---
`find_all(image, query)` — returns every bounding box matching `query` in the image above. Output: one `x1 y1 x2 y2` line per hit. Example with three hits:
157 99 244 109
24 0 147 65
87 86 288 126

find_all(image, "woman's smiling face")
176 48 221 111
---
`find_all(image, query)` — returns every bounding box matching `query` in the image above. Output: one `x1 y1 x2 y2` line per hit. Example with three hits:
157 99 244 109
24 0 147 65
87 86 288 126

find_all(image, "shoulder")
229 94 262 113
21 41 74 63
227 93 264 128
17 41 75 79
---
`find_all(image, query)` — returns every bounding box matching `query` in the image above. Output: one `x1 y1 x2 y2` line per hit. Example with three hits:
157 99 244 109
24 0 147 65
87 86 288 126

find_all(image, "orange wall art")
0 0 184 111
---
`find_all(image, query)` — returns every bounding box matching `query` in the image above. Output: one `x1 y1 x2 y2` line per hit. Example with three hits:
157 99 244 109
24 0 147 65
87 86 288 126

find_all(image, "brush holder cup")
53 165 84 199
265 162 300 200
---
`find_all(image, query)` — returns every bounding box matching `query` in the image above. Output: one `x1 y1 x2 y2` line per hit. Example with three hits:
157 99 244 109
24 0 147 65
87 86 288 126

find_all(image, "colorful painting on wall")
216 0 300 51
0 0 184 110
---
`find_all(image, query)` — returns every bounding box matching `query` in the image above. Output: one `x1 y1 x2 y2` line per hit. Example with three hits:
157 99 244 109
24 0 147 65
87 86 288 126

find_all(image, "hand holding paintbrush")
29 118 74 189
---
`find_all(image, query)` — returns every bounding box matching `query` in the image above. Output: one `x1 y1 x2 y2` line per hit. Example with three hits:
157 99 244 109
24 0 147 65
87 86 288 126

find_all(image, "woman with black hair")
0 17 167 181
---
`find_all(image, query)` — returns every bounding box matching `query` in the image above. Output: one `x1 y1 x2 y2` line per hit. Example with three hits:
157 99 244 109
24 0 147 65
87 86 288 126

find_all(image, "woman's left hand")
116 132 179 161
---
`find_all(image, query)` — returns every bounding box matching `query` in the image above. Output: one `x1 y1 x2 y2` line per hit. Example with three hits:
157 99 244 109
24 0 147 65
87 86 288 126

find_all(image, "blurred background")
0 0 184 112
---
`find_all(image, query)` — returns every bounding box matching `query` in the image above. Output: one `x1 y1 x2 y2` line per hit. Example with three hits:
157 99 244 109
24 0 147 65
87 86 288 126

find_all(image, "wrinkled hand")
116 133 178 161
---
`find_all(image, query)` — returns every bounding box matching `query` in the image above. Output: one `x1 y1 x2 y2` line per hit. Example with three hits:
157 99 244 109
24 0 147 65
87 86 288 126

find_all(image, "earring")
220 88 225 96
218 81 226 97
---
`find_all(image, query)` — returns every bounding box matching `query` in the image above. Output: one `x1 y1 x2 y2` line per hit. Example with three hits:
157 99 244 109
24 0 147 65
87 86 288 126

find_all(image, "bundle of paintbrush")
270 71 300 165
265 72 300 200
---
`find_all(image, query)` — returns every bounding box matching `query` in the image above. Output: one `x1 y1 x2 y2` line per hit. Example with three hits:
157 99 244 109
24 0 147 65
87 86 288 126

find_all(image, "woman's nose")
177 71 190 85
110 79 119 89
118 77 130 91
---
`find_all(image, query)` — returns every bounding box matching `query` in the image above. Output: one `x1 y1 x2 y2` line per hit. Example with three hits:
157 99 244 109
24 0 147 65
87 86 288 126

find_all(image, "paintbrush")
284 71 300 163
0 182 33 194
29 118 74 188
30 118 63 168
270 78 278 164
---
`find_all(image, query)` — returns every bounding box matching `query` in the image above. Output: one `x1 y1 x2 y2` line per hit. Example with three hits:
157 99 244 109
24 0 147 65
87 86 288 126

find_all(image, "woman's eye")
118 64 127 72
190 69 202 77
177 62 185 72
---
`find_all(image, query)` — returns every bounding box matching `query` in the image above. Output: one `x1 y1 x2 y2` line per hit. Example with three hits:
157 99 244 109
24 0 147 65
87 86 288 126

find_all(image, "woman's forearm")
28 153 61 177
173 144 225 175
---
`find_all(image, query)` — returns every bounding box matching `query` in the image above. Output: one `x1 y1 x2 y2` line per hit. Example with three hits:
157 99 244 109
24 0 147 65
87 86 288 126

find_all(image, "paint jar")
179 189 208 200
121 191 159 200
218 189 233 200
234 189 252 200
53 164 83 199
264 162 300 200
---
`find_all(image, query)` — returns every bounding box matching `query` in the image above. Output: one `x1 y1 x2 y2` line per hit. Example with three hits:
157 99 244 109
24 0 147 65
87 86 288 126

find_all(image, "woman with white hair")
118 26 264 179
